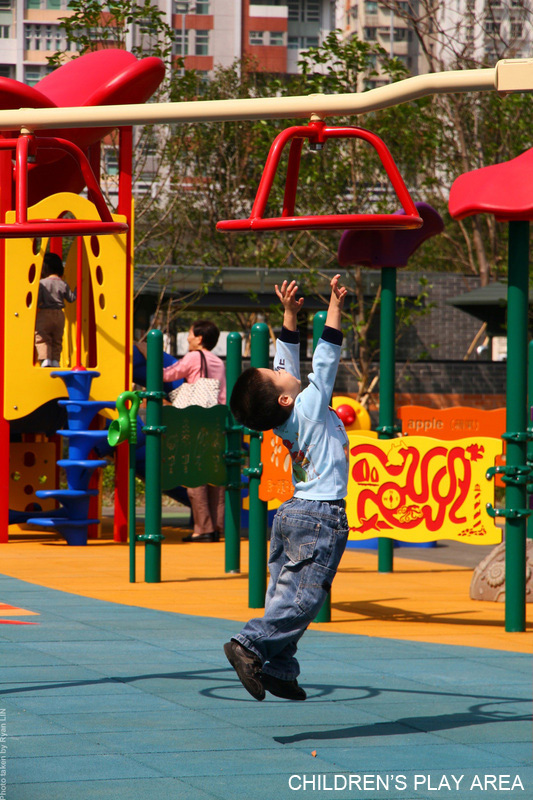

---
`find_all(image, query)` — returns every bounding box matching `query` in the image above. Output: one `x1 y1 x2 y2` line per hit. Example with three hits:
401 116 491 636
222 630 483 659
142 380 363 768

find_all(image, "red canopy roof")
449 148 533 222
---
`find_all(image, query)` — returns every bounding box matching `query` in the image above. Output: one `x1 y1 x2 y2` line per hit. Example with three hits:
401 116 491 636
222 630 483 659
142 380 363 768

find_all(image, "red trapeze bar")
216 120 422 233
0 135 128 238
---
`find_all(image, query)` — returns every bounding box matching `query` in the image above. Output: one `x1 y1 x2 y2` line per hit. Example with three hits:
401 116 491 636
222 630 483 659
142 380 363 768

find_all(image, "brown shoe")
261 672 307 700
223 640 265 701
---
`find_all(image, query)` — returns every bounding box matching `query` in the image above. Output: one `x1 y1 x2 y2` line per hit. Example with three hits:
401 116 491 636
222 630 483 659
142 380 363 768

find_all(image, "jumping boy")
225 275 349 701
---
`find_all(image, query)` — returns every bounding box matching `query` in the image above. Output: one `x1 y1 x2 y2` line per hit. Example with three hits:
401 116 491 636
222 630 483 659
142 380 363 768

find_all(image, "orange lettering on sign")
397 406 505 440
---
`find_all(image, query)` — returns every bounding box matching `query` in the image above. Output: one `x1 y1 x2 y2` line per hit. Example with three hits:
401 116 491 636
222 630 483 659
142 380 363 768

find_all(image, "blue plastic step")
57 459 107 491
58 399 116 431
51 370 100 401
26 517 100 546
36 489 98 520
57 429 110 460
9 507 68 525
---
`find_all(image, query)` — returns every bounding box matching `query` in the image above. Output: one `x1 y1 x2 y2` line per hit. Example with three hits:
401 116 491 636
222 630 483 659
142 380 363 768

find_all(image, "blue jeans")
234 497 349 681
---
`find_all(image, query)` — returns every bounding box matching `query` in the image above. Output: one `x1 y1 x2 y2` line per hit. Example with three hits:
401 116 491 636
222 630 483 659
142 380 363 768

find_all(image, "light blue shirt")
274 333 349 501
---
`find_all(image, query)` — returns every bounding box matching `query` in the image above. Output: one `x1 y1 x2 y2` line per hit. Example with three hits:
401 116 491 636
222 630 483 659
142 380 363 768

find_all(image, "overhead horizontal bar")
0 59 530 133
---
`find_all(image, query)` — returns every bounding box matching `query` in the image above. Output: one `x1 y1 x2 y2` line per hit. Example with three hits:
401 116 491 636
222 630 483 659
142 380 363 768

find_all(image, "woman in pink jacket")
163 320 226 542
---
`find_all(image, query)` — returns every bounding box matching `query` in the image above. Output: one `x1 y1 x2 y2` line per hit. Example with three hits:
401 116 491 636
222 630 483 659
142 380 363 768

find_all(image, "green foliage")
47 7 533 398
48 0 173 66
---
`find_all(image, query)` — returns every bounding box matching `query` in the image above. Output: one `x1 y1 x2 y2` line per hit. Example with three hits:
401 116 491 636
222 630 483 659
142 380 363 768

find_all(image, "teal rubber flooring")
0 573 531 800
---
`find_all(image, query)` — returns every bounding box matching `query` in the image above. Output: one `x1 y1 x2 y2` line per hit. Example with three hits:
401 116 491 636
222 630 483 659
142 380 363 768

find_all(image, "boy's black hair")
230 368 292 432
192 319 219 351
43 252 64 277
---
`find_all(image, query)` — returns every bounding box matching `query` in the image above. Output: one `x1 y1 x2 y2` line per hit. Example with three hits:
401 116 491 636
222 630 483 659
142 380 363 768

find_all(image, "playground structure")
0 53 530 633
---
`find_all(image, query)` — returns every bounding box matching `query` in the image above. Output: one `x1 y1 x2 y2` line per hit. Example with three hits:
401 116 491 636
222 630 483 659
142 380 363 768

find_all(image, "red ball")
336 404 356 426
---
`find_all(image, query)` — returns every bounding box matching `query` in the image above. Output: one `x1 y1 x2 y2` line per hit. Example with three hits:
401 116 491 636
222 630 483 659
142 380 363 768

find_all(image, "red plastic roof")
449 148 533 222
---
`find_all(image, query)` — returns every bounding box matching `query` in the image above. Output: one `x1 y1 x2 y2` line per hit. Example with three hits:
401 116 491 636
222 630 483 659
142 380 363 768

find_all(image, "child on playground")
35 252 76 368
225 275 350 701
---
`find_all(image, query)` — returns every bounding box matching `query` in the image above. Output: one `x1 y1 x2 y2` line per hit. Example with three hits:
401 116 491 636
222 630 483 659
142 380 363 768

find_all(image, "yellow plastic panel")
9 442 56 513
346 434 503 544
4 193 127 419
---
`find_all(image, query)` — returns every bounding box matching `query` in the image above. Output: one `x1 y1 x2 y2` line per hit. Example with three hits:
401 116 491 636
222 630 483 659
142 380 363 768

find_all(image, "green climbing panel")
161 405 228 490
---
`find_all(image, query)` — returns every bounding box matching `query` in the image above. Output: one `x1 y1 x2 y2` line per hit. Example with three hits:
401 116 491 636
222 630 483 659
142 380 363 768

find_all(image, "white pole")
0 60 530 132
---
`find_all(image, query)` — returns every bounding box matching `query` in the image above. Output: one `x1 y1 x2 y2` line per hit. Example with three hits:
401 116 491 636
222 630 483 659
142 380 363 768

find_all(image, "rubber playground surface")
0 515 531 800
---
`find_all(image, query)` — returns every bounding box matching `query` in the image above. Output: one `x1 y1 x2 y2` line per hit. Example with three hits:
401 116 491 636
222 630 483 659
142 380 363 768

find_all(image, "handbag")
168 350 220 409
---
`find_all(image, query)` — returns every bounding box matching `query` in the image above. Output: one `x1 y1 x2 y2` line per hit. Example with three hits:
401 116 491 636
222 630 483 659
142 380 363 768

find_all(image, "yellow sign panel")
346 435 503 545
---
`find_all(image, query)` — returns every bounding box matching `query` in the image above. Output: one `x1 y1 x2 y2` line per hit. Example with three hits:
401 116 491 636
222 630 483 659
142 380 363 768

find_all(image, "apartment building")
170 1 337 75
434 0 533 66
341 0 425 81
0 1 340 87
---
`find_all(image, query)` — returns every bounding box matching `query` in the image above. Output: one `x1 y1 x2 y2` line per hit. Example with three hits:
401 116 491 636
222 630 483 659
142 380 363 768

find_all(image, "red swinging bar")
0 134 128 238
217 120 422 233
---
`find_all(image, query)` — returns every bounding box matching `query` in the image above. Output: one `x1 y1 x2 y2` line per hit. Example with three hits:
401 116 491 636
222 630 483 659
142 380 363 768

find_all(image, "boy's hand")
275 280 304 332
325 274 347 331
330 274 347 309
275 280 304 312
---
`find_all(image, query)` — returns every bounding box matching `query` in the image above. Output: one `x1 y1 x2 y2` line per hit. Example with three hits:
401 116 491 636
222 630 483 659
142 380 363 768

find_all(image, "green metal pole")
129 441 136 583
225 332 242 573
247 322 269 608
313 311 331 623
527 339 533 539
377 267 396 573
142 329 165 583
504 220 529 631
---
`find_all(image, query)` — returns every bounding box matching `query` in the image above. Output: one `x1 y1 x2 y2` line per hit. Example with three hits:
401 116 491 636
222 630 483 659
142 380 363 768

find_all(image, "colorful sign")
397 406 505 440
347 435 503 545
259 431 294 504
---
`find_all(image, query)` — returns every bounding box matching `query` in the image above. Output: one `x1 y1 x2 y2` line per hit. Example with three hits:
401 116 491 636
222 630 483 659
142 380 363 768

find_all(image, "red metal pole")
75 237 84 370
0 149 12 541
113 127 133 544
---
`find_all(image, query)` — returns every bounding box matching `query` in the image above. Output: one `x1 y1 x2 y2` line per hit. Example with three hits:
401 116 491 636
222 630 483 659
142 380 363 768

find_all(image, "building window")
25 67 43 86
288 35 319 50
288 0 321 23
249 31 264 46
195 0 209 12
26 0 41 7
484 20 500 34
364 27 377 40
173 30 188 55
365 1 378 13
0 65 12 77
510 21 523 37
26 24 44 50
0 0 11 8
393 27 408 41
269 31 284 46
104 149 119 176
46 0 61 7
0 25 9 38
195 29 208 55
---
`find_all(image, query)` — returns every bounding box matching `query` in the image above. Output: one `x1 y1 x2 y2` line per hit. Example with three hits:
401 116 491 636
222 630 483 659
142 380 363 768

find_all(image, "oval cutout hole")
91 236 100 257
23 452 36 467
96 265 103 285
99 293 105 310
26 292 32 308
28 263 36 283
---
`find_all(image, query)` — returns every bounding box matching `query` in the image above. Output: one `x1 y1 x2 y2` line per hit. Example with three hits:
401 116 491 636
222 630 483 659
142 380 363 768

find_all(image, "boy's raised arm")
325 274 347 332
275 280 304 333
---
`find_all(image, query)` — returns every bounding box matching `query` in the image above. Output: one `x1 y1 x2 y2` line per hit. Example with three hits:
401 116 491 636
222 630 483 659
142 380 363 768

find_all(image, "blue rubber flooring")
0 573 531 800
